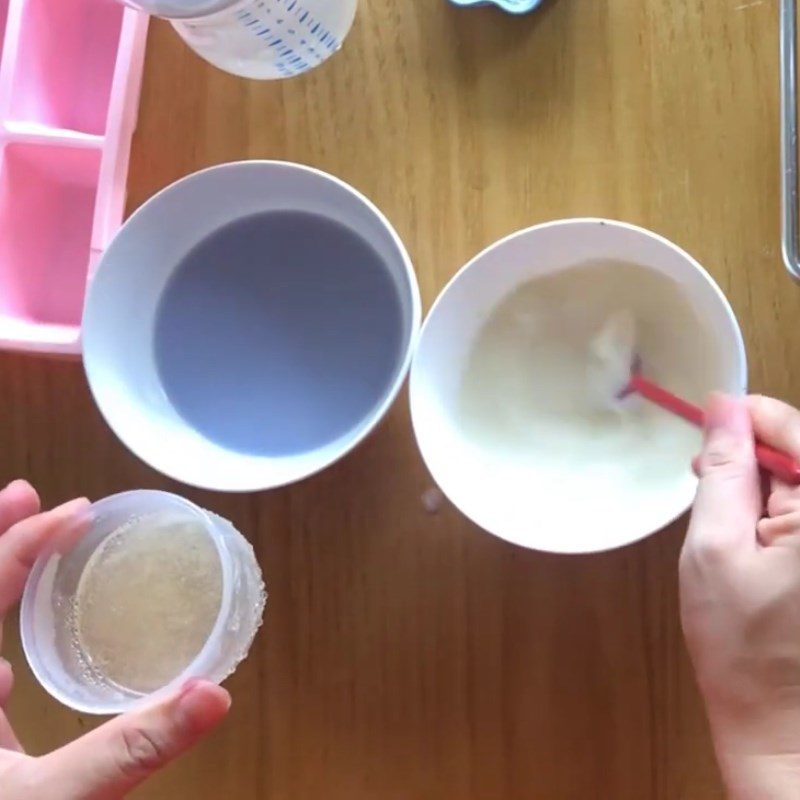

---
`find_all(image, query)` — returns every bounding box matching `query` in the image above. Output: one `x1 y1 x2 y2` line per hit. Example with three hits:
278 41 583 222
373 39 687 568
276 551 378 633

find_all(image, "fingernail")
176 680 231 733
702 393 754 470
178 679 203 700
706 393 750 436
0 657 13 701
0 480 39 511
52 497 91 517
51 499 93 556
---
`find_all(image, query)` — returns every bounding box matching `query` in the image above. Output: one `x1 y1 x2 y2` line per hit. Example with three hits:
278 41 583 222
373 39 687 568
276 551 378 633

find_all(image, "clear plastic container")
123 0 358 80
20 490 266 715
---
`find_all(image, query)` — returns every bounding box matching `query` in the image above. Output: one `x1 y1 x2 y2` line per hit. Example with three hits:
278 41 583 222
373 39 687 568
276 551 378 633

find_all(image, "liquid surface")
75 513 223 694
155 211 404 456
459 261 727 549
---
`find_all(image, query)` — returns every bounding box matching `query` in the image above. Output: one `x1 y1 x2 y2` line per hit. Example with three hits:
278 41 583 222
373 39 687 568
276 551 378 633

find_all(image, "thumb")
37 680 230 800
687 392 760 552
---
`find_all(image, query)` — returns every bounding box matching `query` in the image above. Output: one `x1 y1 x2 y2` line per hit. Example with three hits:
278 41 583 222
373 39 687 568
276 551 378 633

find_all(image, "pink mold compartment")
0 0 148 356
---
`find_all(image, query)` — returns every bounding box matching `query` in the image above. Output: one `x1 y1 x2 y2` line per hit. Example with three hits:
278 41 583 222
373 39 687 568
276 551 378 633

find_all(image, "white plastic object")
21 490 266 715
123 0 357 80
409 219 748 555
81 161 420 493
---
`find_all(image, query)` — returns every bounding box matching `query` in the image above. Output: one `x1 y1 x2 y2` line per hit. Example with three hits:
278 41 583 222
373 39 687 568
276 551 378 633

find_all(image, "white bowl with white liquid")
410 219 747 554
21 490 266 715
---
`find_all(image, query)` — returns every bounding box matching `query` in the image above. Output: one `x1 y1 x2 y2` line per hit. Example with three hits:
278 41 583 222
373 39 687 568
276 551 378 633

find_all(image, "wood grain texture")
0 0 793 796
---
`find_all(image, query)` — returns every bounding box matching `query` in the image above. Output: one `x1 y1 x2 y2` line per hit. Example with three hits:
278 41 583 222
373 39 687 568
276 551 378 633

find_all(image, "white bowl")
410 219 747 554
82 161 420 491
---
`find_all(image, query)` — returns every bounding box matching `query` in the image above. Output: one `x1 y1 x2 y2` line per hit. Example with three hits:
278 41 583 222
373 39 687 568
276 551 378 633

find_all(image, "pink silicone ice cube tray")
0 0 148 356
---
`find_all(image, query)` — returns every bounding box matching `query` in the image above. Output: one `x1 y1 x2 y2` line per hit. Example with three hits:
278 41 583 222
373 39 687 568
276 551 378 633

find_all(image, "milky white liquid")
459 261 726 549
74 513 223 694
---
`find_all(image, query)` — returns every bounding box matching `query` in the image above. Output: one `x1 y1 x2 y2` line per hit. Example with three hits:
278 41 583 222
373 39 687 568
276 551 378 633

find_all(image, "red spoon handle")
629 374 800 486
629 374 704 427
754 443 800 485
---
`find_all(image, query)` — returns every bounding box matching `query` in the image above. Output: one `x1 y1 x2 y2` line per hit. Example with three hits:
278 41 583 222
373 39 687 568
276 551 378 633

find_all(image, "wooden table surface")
2 0 796 797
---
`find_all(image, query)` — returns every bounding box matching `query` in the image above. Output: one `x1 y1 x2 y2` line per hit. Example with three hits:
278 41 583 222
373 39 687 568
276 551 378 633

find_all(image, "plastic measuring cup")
122 0 358 79
20 490 266 715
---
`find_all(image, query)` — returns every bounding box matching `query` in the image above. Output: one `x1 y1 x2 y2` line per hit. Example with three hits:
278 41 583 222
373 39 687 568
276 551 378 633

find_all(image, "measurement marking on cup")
235 0 346 77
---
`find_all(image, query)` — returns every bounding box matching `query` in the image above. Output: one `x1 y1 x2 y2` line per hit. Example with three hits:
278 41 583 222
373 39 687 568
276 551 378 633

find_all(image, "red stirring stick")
627 373 800 486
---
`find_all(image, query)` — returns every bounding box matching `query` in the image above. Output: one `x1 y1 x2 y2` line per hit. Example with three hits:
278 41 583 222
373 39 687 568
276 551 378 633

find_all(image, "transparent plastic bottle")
122 0 358 80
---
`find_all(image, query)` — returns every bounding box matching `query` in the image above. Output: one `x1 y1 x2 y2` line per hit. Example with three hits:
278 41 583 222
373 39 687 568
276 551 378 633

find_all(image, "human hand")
681 394 800 799
0 480 231 800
